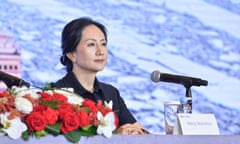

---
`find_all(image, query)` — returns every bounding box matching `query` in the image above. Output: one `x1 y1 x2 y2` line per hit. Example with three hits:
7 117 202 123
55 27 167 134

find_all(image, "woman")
53 17 147 135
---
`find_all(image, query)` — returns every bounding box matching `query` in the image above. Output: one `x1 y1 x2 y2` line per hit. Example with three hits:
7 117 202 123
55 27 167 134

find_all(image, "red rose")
89 112 99 126
53 93 67 103
82 99 97 113
0 91 9 97
58 103 74 119
39 92 53 102
32 105 46 113
43 107 59 125
61 112 79 134
77 110 90 128
25 112 47 131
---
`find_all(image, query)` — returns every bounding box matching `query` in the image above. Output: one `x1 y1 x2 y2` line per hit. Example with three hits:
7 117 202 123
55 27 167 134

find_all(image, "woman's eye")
102 42 107 46
87 43 95 47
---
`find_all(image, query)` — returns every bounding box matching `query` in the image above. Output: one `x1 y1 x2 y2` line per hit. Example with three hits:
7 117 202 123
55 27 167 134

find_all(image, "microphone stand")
180 79 193 113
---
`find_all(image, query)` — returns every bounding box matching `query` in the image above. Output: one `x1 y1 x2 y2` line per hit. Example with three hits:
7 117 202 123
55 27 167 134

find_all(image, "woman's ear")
66 52 76 62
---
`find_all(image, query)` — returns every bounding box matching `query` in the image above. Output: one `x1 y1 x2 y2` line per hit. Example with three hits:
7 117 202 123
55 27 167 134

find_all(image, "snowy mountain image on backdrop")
0 0 240 134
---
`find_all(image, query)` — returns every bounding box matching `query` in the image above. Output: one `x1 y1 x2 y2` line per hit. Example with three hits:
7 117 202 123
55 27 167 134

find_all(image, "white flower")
60 87 74 92
14 97 33 114
96 111 116 138
66 95 84 105
104 100 113 109
0 113 27 139
14 86 40 99
54 88 83 105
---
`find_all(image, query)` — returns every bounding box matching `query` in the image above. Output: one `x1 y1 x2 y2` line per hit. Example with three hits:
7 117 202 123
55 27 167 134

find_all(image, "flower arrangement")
0 85 119 143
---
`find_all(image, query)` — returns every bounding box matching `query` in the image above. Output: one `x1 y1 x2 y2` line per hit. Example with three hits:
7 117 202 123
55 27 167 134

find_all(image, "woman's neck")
72 69 96 93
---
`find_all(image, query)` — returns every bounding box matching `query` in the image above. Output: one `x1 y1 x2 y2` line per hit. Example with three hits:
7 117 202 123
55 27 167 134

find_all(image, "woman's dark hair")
60 17 107 72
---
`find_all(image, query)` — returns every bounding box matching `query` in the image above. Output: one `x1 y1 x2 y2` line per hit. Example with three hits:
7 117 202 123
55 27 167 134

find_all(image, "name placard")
174 113 220 135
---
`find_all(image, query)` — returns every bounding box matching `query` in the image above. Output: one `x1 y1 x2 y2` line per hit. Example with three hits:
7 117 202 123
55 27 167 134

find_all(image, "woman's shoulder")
98 81 120 96
98 81 117 90
98 82 122 103
52 72 75 88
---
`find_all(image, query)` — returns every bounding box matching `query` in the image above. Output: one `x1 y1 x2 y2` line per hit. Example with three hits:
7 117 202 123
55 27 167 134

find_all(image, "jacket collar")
64 71 101 97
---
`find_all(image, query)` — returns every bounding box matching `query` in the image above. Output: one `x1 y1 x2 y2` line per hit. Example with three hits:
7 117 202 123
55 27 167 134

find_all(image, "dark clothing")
52 72 136 126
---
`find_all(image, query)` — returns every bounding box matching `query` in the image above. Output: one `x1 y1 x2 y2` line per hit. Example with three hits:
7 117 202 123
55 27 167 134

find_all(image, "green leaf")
80 126 97 136
40 98 59 109
80 107 90 113
21 130 32 141
43 83 54 90
35 130 48 139
0 128 4 133
81 125 92 131
45 123 61 135
65 129 81 143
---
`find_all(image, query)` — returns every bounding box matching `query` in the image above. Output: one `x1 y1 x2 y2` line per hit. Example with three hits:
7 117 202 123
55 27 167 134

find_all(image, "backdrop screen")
1 0 240 134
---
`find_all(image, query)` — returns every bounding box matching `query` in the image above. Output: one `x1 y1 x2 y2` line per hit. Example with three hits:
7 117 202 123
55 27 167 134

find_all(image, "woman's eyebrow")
84 38 106 42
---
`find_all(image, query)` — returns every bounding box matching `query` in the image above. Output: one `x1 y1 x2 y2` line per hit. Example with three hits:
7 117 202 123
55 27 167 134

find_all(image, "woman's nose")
96 44 104 55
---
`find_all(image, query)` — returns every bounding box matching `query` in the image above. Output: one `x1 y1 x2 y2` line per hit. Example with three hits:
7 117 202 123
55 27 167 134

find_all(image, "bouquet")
0 85 119 143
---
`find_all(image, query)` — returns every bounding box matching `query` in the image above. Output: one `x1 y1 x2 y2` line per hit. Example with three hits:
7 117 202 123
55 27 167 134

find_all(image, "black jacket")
52 72 136 126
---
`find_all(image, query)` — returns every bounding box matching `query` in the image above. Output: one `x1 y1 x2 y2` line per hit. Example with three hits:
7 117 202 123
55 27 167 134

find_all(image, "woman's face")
67 24 108 73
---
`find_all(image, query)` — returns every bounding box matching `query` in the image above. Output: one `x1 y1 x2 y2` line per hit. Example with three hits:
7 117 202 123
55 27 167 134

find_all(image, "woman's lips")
94 59 105 63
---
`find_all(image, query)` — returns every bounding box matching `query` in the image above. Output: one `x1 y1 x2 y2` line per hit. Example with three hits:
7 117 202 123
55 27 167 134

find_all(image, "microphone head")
151 70 161 82
201 79 208 86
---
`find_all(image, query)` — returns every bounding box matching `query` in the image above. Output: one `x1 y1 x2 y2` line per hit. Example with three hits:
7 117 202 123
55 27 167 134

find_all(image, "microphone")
151 70 208 87
0 71 30 88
